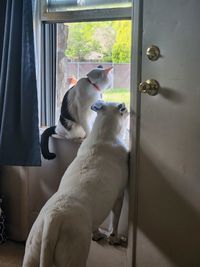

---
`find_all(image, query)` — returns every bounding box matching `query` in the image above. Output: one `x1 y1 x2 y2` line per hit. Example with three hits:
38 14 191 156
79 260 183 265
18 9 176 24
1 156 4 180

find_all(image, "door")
130 0 200 266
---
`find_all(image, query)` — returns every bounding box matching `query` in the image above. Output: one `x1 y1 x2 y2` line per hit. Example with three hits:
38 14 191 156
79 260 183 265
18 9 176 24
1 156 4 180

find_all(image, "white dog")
22 101 129 267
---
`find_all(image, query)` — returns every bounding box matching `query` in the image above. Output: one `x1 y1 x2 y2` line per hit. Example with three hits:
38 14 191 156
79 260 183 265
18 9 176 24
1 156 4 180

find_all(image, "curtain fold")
0 0 41 166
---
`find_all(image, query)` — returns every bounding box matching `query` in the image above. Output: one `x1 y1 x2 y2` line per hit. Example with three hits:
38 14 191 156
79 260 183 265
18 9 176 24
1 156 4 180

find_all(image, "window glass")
56 21 131 122
47 0 132 12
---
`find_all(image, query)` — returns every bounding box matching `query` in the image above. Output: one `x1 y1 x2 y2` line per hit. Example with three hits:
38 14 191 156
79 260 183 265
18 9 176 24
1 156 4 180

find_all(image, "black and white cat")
41 65 113 160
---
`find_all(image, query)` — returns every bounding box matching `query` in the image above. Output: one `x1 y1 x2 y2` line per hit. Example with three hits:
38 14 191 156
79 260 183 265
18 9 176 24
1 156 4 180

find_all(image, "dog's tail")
41 126 56 160
40 216 60 267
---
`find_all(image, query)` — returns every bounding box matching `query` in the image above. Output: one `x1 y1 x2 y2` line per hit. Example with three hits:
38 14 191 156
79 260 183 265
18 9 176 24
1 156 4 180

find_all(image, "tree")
93 23 116 62
65 22 102 61
112 21 131 63
65 20 131 63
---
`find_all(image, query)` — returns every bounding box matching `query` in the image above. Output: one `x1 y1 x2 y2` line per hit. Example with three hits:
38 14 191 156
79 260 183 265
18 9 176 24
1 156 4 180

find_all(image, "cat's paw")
92 229 107 241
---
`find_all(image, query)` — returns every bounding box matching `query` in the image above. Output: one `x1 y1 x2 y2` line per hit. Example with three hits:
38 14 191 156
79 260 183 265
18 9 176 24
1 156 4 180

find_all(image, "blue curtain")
0 0 41 166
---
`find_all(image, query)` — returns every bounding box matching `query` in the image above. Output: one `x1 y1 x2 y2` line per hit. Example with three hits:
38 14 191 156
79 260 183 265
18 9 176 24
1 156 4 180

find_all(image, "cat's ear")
104 66 113 76
91 100 105 112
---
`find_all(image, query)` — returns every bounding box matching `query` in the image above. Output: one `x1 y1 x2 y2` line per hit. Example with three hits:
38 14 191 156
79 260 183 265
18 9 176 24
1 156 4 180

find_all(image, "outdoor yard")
56 21 131 113
103 88 130 109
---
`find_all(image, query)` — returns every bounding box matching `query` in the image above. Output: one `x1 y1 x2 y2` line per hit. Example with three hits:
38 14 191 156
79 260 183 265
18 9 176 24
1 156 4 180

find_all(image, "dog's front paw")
92 229 107 241
108 234 128 246
108 233 122 245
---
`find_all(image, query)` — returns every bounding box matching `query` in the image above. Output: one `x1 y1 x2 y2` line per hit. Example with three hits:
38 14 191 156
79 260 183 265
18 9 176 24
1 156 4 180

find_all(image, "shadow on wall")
137 150 200 267
160 87 184 104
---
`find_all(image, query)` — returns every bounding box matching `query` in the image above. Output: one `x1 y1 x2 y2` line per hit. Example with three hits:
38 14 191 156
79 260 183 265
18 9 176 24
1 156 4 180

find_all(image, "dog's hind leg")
55 221 91 267
22 220 44 267
108 194 124 245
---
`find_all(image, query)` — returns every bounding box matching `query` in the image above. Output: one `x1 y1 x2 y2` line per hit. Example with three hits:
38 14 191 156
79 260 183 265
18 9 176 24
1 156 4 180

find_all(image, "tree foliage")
65 20 131 63
65 23 100 61
112 21 131 63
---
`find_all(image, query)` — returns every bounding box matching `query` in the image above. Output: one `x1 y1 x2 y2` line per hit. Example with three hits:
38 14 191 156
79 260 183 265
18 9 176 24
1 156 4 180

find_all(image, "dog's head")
91 100 129 138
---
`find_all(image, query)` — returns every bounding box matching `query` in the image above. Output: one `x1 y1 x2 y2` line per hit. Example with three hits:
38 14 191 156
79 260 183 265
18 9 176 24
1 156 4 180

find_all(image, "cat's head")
91 100 129 138
87 66 113 91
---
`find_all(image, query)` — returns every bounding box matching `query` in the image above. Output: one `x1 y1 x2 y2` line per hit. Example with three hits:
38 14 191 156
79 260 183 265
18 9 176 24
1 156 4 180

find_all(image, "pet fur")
41 66 113 160
23 101 129 267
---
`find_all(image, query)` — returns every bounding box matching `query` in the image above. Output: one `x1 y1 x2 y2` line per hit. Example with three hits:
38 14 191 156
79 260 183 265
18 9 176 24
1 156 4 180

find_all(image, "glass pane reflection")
47 0 132 12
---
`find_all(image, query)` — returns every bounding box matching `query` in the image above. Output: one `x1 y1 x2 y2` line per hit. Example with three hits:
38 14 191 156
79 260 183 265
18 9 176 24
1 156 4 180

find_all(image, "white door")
129 0 200 266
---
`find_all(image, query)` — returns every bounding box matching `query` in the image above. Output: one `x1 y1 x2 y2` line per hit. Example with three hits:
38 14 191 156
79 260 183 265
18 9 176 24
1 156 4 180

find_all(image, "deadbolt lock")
146 45 160 61
139 79 160 96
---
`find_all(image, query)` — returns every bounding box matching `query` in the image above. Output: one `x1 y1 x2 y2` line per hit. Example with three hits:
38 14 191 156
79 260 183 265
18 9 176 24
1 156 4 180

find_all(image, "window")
55 21 131 121
41 0 132 22
46 0 132 12
40 0 132 126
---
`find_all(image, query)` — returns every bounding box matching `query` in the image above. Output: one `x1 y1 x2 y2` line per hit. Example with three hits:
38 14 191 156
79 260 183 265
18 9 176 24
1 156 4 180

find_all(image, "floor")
0 241 24 267
0 239 127 267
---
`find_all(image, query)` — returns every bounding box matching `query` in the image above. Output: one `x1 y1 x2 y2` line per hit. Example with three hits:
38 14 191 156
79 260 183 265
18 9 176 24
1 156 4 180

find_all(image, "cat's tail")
41 126 56 160
40 216 60 267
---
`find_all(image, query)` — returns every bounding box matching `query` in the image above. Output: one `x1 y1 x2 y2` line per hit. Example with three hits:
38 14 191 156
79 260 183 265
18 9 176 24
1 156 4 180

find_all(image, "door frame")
128 0 143 266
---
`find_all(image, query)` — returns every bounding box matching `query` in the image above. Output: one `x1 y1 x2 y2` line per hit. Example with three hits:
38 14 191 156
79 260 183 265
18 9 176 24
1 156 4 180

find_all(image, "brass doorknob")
146 45 160 61
139 79 160 96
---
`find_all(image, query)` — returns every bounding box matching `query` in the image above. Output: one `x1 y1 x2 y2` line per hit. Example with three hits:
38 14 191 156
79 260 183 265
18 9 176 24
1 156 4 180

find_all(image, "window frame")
42 7 131 22
39 0 132 126
40 23 57 127
41 0 132 22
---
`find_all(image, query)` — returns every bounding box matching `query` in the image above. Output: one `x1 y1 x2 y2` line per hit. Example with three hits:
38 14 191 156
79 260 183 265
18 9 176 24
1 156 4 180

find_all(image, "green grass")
103 88 130 109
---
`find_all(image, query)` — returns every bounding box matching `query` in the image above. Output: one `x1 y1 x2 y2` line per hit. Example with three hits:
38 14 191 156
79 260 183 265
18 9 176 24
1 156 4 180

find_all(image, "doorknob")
139 79 160 96
146 45 160 61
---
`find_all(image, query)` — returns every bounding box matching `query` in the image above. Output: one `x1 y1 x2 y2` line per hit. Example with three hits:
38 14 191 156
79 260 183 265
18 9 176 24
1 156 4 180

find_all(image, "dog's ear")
91 100 105 112
117 103 126 112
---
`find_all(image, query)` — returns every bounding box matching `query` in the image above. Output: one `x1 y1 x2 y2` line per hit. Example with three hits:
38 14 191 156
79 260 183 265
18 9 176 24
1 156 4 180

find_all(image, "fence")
60 62 130 89
56 61 131 119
